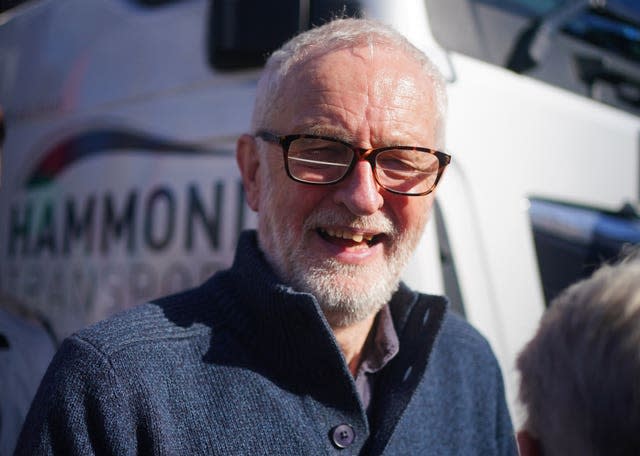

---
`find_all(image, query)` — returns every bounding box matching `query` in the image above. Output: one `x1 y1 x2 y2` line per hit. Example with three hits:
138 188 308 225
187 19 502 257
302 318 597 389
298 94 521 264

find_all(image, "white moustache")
303 207 396 237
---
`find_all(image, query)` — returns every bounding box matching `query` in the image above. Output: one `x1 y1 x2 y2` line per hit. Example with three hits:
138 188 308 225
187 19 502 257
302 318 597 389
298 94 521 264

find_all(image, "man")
516 250 640 456
16 18 516 454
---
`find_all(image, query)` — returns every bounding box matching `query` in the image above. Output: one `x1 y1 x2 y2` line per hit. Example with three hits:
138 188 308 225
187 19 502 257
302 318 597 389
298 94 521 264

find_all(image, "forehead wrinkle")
294 50 371 139
293 85 368 142
277 45 436 148
365 100 433 144
365 63 437 147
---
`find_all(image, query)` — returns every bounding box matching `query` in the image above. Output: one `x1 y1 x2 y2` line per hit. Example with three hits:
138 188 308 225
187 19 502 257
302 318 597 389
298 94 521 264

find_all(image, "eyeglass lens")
287 137 441 194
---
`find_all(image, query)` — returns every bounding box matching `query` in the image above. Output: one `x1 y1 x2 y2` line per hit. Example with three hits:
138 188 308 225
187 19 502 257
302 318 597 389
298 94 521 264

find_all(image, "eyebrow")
291 123 423 148
296 124 355 143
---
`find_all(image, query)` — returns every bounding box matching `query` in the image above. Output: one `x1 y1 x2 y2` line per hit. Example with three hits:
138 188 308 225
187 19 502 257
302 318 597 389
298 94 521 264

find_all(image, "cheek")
287 186 330 226
389 194 433 232
259 159 292 211
263 177 326 228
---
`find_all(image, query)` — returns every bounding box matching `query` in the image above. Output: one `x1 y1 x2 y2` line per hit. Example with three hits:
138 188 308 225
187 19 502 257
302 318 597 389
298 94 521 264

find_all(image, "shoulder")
407 292 497 364
20 282 227 431
439 311 493 351
72 280 224 360
429 309 504 382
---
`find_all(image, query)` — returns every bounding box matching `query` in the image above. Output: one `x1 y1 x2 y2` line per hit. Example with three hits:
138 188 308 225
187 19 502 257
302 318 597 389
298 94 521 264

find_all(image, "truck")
1 0 639 419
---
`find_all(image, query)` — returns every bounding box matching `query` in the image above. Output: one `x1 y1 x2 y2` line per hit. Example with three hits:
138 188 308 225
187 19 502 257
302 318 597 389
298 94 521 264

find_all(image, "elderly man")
16 18 516 455
516 250 640 456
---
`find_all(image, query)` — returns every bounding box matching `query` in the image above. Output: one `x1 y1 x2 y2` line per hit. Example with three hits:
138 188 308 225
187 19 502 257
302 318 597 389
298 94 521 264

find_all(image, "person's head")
236 18 449 327
516 250 640 456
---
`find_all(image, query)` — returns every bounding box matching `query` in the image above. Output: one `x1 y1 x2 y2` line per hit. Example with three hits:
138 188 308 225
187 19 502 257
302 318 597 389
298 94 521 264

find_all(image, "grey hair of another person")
250 17 448 150
516 247 640 456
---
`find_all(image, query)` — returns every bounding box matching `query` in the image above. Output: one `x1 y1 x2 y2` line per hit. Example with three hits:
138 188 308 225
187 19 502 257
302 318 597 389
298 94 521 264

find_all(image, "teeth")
322 229 375 243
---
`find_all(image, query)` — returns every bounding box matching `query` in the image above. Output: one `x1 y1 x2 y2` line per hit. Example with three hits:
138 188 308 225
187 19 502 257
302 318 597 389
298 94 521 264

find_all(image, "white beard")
259 201 423 327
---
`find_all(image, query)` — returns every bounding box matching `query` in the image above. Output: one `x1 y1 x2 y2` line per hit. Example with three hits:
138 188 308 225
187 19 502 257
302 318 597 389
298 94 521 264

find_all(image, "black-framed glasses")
256 131 451 196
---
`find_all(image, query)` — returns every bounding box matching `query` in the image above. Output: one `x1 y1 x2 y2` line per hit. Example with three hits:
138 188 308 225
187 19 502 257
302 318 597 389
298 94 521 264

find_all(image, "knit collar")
203 230 421 410
198 230 448 447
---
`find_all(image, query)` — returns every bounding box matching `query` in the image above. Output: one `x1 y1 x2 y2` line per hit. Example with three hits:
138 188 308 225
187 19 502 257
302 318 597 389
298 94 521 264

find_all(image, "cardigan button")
330 423 355 449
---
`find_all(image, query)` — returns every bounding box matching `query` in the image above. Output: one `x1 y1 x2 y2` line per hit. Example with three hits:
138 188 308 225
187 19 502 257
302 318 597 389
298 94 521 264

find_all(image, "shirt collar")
358 304 400 375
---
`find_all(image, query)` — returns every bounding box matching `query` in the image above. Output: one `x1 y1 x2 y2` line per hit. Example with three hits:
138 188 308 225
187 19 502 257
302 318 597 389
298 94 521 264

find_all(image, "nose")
333 160 384 216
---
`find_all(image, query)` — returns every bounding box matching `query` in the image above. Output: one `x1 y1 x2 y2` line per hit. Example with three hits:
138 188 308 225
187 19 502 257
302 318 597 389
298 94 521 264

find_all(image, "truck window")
528 197 640 306
207 0 361 69
425 0 640 115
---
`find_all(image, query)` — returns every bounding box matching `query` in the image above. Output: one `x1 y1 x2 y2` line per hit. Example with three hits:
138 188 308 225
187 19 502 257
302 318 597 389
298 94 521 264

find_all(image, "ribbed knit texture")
15 231 517 455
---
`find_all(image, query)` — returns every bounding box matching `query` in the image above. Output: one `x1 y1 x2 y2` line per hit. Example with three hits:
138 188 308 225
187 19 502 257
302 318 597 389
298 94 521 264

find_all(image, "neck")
331 313 377 376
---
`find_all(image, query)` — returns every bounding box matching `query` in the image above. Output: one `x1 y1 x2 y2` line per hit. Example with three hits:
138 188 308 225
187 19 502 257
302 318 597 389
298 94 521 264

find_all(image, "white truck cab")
1 0 639 418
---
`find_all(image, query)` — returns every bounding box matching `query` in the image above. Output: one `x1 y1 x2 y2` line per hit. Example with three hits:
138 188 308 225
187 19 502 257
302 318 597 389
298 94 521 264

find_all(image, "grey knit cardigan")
16 231 517 455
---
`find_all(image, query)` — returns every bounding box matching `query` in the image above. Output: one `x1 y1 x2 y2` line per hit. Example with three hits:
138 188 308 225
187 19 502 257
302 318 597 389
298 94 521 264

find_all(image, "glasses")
256 132 451 196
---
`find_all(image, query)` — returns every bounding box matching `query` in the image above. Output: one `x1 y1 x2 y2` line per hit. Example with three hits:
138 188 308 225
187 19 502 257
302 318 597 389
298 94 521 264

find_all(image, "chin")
294 263 401 326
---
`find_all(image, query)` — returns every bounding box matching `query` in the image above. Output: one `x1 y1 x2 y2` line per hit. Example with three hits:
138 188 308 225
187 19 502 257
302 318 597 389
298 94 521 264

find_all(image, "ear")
516 430 541 456
236 134 261 212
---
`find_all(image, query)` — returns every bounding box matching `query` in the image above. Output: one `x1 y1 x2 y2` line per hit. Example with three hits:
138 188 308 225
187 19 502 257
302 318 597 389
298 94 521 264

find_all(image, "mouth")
316 227 385 248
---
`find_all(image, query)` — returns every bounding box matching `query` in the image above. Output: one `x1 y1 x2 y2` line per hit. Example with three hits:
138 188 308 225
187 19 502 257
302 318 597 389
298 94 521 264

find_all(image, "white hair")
250 17 448 149
517 248 640 455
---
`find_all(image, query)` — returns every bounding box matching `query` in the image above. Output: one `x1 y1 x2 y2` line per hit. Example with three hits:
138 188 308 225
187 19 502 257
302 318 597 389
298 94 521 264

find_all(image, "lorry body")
1 0 639 416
